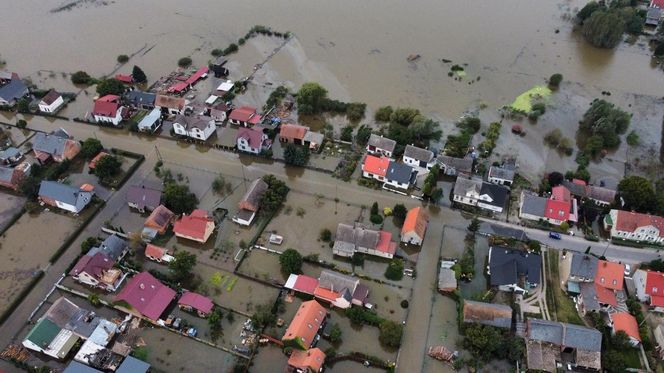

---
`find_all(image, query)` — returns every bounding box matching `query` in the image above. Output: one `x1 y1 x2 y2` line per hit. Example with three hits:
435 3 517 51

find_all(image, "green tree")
346 102 366 121
81 237 99 253
96 78 125 97
296 82 328 115
370 214 384 224
80 138 103 159
582 10 625 48
385 259 404 281
16 118 27 128
94 155 122 182
319 228 332 242
340 125 353 142
178 57 192 68
163 183 198 214
283 143 309 166
430 188 443 202
462 324 502 362
626 130 639 146
132 65 147 83
602 350 626 373
279 248 303 275
355 125 372 146
208 308 223 341
169 250 197 282
375 106 393 122
260 175 290 215
620 7 644 35
457 116 481 134
17 99 30 113
584 135 605 158
577 1 601 22
618 176 656 213
467 217 480 232
71 71 94 85
212 175 226 195
328 323 342 343
88 293 101 306
117 54 129 64
370 202 379 216
580 99 630 153
378 320 403 348
390 107 420 126
19 175 41 199
251 303 277 328
549 73 563 88
392 204 407 226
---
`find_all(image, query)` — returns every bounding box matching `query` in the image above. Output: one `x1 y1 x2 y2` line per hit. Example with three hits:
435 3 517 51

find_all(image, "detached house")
487 166 515 187
610 312 641 346
232 178 268 226
144 244 174 263
126 184 162 213
282 300 328 350
279 123 308 145
488 246 541 293
384 161 417 191
333 223 397 259
453 177 509 213
519 186 578 226
0 73 28 106
633 269 664 312
38 180 93 214
70 235 128 292
174 209 215 243
32 128 81 164
228 106 261 126
436 155 473 176
287 348 326 373
403 145 435 172
115 272 176 321
366 134 396 158
401 206 429 246
143 204 175 236
604 209 664 244
124 91 156 110
38 89 64 113
178 291 214 318
155 95 186 115
0 147 22 165
314 270 369 309
236 127 271 155
0 161 31 191
172 115 216 141
362 155 390 182
92 95 125 126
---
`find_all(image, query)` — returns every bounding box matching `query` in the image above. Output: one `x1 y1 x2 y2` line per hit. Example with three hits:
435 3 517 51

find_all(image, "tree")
355 125 372 146
457 116 481 134
296 82 327 115
319 228 332 242
117 54 129 64
169 250 197 282
656 42 664 57
80 138 103 159
178 57 192 68
548 171 564 187
279 248 303 275
385 259 404 281
602 350 627 373
88 293 101 307
132 65 147 83
96 78 125 97
618 176 656 213
17 99 30 113
528 240 542 253
390 107 420 126
81 237 99 253
370 214 384 224
577 1 601 22
212 175 226 195
340 125 353 142
283 144 309 166
430 188 443 202
19 175 41 199
260 175 290 215
163 183 198 214
375 106 393 122
94 155 122 182
370 202 379 216
626 130 639 146
346 102 366 121
208 308 223 341
549 73 563 88
620 7 644 35
251 303 277 328
467 217 480 232
328 323 342 343
379 320 403 348
392 204 407 226
71 71 94 85
462 324 502 362
16 118 27 128
582 10 625 48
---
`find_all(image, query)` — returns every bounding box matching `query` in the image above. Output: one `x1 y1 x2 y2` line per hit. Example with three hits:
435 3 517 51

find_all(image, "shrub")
626 131 639 146
71 71 94 85
117 54 129 64
178 57 192 68
320 229 332 242
379 320 403 348
346 102 366 121
375 106 393 122
400 300 409 308
385 259 404 281
340 125 353 142
549 73 563 88
16 119 27 129
211 49 223 57
370 214 383 225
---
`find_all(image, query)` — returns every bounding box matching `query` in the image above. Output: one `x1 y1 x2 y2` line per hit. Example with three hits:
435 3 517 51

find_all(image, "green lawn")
546 250 584 325
623 348 641 369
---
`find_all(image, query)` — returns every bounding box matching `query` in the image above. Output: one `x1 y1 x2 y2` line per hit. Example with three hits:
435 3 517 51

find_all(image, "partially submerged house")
384 161 417 191
366 134 396 158
126 184 162 213
143 204 175 237
462 300 512 329
115 271 176 321
519 187 578 226
92 95 125 126
70 235 128 292
178 291 214 318
124 90 156 110
488 246 541 293
0 161 30 191
38 89 64 113
332 223 397 259
137 108 162 133
172 114 216 141
39 180 93 214
453 177 509 213
282 300 328 350
0 147 22 165
236 126 271 155
144 244 174 263
155 95 186 115
32 128 81 164
279 123 308 145
0 72 28 106
173 209 215 243
314 270 369 309
228 106 261 126
487 166 515 187
232 178 268 226
287 347 326 373
604 209 664 244
400 206 429 246
362 155 390 182
436 155 473 176
403 145 435 172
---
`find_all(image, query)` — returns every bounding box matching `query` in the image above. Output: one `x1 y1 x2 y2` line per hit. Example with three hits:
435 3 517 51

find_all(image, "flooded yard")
237 249 286 285
0 193 25 232
327 309 397 362
421 294 460 373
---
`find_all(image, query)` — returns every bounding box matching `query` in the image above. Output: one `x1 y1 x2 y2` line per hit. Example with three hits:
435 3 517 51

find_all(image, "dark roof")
570 254 598 280
0 77 28 102
238 178 268 212
39 181 92 208
579 283 600 312
437 155 473 173
32 130 71 157
126 185 161 210
479 182 509 207
124 91 156 106
404 145 434 163
489 246 542 286
174 114 214 130
88 235 126 261
352 283 370 303
116 356 150 373
488 166 515 182
562 180 587 197
463 300 513 328
527 319 602 352
520 192 547 217
386 162 414 184
367 134 396 153
40 89 62 105
63 361 103 373
587 185 616 204
318 270 358 294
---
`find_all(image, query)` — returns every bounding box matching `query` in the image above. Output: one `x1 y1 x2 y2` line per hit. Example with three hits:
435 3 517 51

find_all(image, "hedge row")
0 270 44 325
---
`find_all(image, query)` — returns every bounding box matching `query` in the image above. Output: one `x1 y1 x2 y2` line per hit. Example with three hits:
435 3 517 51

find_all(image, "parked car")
549 232 561 240
173 317 182 330
187 327 197 337
624 264 631 277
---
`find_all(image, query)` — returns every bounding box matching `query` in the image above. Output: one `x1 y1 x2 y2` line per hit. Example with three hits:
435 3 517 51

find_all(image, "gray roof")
463 300 512 328
438 268 457 291
335 223 356 244
303 131 324 145
0 147 21 160
352 283 370 303
527 319 602 352
0 166 14 183
126 185 161 210
174 114 214 130
489 246 542 286
39 181 93 211
520 192 547 217
0 71 12 80
333 241 355 255
479 182 509 207
386 162 415 184
318 270 358 294
124 90 156 107
239 178 268 212
570 254 598 280
334 222 382 251
587 185 616 204
0 77 28 103
488 166 515 182
88 235 126 261
117 356 150 373
404 145 434 163
355 226 379 249
437 155 473 173
63 361 103 373
454 177 481 196
138 108 161 130
367 134 396 153
647 7 663 20
32 129 71 158
562 180 587 197
579 283 600 312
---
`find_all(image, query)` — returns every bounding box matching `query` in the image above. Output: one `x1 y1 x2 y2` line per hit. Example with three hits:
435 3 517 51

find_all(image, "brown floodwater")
2 0 663 119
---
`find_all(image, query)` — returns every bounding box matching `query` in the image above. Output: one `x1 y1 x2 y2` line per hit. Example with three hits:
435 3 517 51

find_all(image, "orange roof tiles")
401 207 429 239
145 244 167 260
595 260 624 291
612 312 641 342
363 155 389 177
288 348 326 372
279 123 308 141
282 300 328 349
615 210 664 237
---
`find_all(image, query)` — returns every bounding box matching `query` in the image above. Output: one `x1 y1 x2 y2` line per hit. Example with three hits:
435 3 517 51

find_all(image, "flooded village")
0 0 664 372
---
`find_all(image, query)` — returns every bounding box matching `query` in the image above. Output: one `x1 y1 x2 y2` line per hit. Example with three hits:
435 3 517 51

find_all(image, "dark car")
549 232 561 240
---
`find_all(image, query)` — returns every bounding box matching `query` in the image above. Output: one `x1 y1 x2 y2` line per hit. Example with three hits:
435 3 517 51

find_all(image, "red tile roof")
551 185 572 202
652 0 664 8
612 312 641 341
544 199 570 221
646 271 664 299
88 152 109 170
173 209 213 241
185 66 209 85
279 124 308 141
288 348 326 372
144 244 167 260
362 155 389 177
594 283 617 306
313 287 339 303
116 272 176 320
237 127 266 149
572 179 587 186
401 207 429 239
93 95 121 117
293 275 319 295
595 260 624 291
167 82 189 93
144 205 174 232
69 252 113 278
115 74 133 84
614 210 664 237
155 95 185 110
282 300 327 349
376 231 397 255
228 106 257 123
178 291 213 314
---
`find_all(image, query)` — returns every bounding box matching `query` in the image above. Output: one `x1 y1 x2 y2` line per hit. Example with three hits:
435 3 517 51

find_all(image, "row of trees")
296 82 366 121
71 65 147 89
577 1 645 49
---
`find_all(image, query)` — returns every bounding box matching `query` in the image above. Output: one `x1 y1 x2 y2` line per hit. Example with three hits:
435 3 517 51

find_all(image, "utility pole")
154 145 163 162
241 164 247 193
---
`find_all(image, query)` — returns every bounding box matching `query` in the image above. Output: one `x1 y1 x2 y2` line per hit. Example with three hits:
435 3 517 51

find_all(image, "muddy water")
2 0 663 119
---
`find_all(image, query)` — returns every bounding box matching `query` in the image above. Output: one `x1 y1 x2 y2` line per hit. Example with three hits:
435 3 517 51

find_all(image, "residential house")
64 361 103 373
70 235 128 292
403 144 435 172
124 90 156 110
144 244 174 263
115 271 176 321
518 188 578 226
438 261 457 293
116 356 151 373
178 291 214 318
453 177 509 213
0 73 28 106
173 209 216 243
0 147 22 165
143 204 175 235
568 253 598 283
366 134 396 158
525 319 602 372
172 114 216 141
282 300 328 350
228 106 261 126
38 89 64 113
314 270 369 309
400 206 429 245
215 79 234 95
209 102 229 123
285 274 321 297
232 178 268 226
39 181 93 214
332 223 397 259
287 348 326 373
32 128 81 164
577 282 617 314
646 7 663 26
595 260 625 292
126 184 162 213
587 185 616 206
279 123 308 145
236 127 271 155
604 209 664 244
436 155 473 176
166 66 208 94
487 166 515 187
303 131 325 152
633 269 664 312
22 318 79 359
137 108 162 133
362 155 389 182
155 95 186 115
0 161 30 191
384 161 416 191
610 312 641 346
462 300 513 329
488 246 541 293
92 95 124 126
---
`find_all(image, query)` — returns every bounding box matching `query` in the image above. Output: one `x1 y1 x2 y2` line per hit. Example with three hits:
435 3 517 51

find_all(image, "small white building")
137 108 162 132
366 134 396 158
236 127 271 154
487 166 515 187
384 161 416 190
172 115 216 141
403 144 435 172
453 177 509 213
92 95 124 126
38 90 64 113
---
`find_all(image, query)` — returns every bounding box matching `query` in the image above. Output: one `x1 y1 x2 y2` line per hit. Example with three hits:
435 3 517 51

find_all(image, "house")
63 361 103 373
178 291 214 317
124 90 156 110
577 282 617 314
39 181 93 214
144 244 174 263
646 7 663 26
0 147 22 165
88 152 110 170
518 188 578 226
403 145 435 172
362 155 389 181
401 206 429 245
282 300 328 350
332 223 397 259
610 312 641 346
115 271 176 321
285 274 320 296
236 126 271 154
22 318 79 359
115 74 134 84
232 178 268 226
384 161 417 191
209 102 229 123
126 184 162 213
586 185 616 206
70 235 128 292
525 319 602 372
604 209 664 244
0 161 31 191
287 348 326 373
487 166 515 187
568 254 598 283
116 356 151 373
279 123 308 145
92 95 124 126
137 108 162 133
595 259 624 291
366 134 396 158
314 270 369 308
38 89 64 113
228 106 261 126
453 177 509 213
155 95 186 115
0 73 28 106
633 269 664 312
172 114 216 141
32 128 81 164
143 204 175 235
436 155 473 176
488 246 541 293
173 209 215 243
462 300 512 328
303 131 325 152
216 79 234 94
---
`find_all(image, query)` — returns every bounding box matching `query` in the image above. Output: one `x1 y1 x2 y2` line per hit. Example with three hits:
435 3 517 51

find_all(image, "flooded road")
1 0 663 118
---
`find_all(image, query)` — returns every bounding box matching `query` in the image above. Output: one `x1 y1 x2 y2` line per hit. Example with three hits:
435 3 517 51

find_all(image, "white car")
624 264 631 277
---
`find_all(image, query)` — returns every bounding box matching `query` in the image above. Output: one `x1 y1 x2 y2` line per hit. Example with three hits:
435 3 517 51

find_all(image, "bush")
81 138 103 159
340 125 353 142
346 102 366 121
626 130 639 146
211 49 223 57
328 323 342 343
375 106 393 122
379 320 403 348
400 300 409 308
279 248 303 275
117 54 129 64
320 228 332 242
370 214 384 225
16 119 27 129
549 73 563 88
457 116 481 134
178 57 192 68
96 79 125 97
385 259 404 281
71 71 94 85
582 10 625 48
